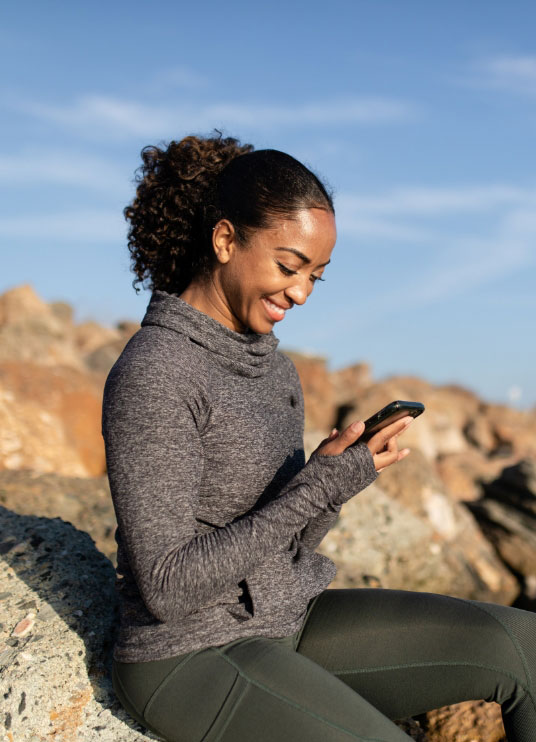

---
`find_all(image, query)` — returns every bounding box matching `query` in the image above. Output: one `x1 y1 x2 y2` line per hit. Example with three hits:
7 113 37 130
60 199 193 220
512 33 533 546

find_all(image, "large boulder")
318 480 517 604
0 362 106 477
0 285 83 370
0 469 116 562
0 507 156 741
467 459 536 608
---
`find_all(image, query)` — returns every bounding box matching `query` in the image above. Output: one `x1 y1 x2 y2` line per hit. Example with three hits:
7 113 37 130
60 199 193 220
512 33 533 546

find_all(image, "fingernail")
331 428 338 436
351 421 364 433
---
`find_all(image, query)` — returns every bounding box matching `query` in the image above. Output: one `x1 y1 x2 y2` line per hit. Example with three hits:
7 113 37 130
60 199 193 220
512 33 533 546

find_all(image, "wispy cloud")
0 149 129 193
11 93 416 140
336 183 536 242
465 55 536 96
334 182 536 319
0 209 125 242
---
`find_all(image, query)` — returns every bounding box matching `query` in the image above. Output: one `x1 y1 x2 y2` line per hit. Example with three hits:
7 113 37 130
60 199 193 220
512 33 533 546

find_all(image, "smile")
262 297 287 322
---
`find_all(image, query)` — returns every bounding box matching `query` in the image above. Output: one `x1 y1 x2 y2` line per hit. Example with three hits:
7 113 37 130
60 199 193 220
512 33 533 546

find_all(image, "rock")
0 361 105 476
421 700 506 741
351 451 518 604
0 506 158 741
0 469 117 563
0 285 83 369
435 450 505 502
318 481 517 604
467 459 536 607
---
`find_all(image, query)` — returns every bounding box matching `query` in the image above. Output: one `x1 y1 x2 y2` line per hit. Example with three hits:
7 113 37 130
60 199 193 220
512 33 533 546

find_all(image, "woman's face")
213 207 337 334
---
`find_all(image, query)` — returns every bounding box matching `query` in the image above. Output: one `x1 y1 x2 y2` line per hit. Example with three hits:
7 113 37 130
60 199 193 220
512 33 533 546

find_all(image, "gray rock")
319 482 518 603
0 507 158 741
467 458 536 607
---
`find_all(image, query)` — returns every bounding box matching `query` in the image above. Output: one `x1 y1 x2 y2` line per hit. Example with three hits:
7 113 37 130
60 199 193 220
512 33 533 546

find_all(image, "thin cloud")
332 182 536 326
13 93 417 140
0 149 129 193
337 184 534 219
465 55 536 96
0 209 125 242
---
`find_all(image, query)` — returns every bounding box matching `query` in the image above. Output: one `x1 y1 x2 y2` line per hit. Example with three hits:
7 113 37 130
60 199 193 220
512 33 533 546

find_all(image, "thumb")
337 420 365 451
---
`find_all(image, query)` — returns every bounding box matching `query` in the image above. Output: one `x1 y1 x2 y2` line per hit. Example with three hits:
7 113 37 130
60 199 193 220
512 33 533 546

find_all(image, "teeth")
265 299 284 315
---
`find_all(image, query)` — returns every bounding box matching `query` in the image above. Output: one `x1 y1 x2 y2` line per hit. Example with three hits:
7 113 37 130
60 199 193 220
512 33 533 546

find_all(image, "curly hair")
124 131 334 295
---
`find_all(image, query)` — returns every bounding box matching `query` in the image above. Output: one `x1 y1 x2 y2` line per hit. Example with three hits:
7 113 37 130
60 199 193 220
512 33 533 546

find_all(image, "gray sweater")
102 291 377 662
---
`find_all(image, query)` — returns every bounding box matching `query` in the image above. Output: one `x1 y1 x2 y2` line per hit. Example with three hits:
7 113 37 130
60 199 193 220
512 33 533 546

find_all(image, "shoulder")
104 325 210 403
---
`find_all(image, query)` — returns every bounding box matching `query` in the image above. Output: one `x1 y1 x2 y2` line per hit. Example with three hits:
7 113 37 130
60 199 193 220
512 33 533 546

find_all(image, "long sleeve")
103 353 377 624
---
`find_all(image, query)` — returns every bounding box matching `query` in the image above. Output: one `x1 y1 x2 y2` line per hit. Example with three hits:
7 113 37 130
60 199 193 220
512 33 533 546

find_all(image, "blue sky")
1 1 535 408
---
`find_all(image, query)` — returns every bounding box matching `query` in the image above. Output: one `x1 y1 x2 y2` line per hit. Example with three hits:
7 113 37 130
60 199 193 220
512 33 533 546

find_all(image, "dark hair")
125 132 334 295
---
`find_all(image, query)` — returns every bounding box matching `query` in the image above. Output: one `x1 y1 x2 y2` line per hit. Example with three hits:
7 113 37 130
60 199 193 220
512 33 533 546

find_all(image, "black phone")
359 400 425 442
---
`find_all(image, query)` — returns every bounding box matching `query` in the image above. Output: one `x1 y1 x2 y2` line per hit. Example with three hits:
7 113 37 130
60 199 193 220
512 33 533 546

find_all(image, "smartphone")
359 400 425 442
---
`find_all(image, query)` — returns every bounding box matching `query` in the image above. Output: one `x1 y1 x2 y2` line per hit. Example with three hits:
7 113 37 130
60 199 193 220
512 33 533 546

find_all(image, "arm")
103 356 377 624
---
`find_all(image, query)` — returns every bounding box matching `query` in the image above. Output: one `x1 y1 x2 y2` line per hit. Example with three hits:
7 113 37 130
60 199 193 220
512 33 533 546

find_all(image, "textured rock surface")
0 361 105 476
318 482 517 603
421 700 506 741
0 507 156 741
0 469 116 562
467 459 536 610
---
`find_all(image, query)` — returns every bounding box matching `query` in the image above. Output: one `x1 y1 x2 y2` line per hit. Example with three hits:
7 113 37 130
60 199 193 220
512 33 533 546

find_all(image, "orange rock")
425 700 506 742
0 361 105 476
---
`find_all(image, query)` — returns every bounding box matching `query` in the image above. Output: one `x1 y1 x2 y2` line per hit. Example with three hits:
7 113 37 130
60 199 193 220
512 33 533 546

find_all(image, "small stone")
16 599 37 611
12 612 36 638
72 609 83 617
20 651 34 661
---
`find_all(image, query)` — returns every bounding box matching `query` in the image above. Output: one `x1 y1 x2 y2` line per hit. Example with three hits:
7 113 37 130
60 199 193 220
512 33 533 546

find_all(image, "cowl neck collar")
141 291 279 378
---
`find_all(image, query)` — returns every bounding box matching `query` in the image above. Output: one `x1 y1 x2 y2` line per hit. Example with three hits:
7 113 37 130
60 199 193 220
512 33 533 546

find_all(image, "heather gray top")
102 291 377 662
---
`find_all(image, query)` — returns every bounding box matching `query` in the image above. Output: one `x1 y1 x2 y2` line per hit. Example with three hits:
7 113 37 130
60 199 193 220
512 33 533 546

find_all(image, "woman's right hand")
314 417 413 473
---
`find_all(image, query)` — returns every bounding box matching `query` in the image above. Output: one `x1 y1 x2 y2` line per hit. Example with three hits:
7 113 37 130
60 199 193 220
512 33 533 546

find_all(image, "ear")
212 220 237 265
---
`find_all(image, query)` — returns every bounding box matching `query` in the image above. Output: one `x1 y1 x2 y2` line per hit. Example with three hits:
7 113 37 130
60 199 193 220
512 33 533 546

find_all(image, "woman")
103 134 536 741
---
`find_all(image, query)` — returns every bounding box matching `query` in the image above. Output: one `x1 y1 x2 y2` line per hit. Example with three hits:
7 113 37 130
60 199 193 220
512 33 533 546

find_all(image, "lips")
261 297 289 322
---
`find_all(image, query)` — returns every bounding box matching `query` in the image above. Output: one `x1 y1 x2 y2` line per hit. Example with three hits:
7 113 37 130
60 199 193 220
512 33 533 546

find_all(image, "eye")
276 261 298 277
310 274 325 284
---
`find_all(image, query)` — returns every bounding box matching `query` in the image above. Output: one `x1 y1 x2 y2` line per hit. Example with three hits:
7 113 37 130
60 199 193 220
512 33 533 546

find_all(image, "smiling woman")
103 132 536 742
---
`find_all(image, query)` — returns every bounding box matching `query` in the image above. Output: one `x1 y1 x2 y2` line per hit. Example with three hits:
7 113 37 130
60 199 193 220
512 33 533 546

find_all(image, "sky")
1 0 535 408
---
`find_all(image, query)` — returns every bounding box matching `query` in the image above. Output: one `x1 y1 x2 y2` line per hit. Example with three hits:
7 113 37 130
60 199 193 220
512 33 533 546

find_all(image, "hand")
365 416 413 472
315 417 413 473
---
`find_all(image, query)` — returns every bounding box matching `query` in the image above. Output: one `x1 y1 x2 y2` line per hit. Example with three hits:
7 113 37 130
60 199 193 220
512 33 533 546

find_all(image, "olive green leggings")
112 589 536 741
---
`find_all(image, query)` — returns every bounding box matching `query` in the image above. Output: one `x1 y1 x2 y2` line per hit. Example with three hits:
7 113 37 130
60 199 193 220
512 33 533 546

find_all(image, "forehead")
259 208 337 259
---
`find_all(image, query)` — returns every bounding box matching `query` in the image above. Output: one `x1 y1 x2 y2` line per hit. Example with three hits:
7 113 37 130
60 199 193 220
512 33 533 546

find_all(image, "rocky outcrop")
0 362 105 476
0 286 138 477
467 459 536 610
0 507 156 741
0 469 116 562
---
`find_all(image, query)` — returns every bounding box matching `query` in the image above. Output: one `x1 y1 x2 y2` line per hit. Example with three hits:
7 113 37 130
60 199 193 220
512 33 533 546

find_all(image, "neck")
180 275 245 333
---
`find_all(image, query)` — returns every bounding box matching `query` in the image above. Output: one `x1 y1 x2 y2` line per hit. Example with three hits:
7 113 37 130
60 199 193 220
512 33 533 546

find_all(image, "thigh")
296 589 531 721
117 637 413 742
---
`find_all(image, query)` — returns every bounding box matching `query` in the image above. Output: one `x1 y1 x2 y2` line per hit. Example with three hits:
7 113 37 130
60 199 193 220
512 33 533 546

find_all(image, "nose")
285 275 311 306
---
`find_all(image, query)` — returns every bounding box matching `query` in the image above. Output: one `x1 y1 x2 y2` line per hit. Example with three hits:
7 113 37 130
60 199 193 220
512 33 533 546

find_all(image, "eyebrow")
275 247 331 267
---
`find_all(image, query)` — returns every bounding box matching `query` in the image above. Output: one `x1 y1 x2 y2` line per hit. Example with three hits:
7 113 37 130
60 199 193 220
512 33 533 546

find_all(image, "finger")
316 420 364 456
374 447 411 472
367 416 413 454
333 420 365 452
